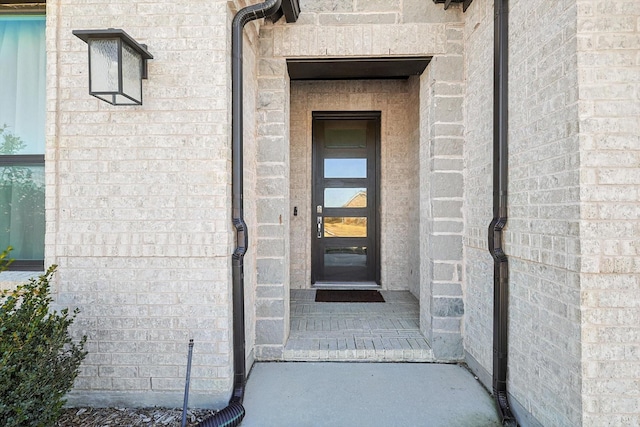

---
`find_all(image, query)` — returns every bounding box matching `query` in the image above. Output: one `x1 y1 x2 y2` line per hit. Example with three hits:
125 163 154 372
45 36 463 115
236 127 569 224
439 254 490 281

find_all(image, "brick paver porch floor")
284 289 435 362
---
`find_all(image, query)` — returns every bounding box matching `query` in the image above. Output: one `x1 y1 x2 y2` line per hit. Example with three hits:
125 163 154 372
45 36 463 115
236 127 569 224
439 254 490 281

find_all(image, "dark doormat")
315 289 385 303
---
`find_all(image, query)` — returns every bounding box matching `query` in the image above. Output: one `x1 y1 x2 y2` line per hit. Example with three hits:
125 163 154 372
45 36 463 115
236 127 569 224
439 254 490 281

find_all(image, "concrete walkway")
241 362 501 427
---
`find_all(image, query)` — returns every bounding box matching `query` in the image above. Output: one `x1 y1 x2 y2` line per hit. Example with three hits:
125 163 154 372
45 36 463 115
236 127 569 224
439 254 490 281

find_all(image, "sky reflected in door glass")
324 158 366 178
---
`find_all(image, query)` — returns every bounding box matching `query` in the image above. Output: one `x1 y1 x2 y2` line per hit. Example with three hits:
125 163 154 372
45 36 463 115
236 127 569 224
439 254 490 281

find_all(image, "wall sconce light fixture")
73 28 153 106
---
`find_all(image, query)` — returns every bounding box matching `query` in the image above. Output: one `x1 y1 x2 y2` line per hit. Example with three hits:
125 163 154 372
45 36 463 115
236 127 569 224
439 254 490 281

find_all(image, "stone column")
253 42 291 359
420 24 466 361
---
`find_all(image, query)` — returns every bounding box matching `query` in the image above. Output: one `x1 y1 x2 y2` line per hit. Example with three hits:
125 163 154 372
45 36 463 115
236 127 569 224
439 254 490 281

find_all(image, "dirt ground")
56 407 217 427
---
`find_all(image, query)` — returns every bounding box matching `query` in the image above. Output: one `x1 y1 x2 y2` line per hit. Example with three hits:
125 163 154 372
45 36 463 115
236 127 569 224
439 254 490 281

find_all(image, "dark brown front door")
311 112 380 285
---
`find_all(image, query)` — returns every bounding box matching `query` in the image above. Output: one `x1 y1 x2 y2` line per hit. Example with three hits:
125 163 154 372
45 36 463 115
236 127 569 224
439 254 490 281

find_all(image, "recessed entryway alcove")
287 74 427 361
253 21 466 363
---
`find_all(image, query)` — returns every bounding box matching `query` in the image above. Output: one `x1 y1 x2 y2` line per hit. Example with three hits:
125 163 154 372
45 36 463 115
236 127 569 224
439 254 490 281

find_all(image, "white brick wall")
576 1 640 425
298 0 463 25
507 1 582 425
465 0 583 425
462 0 497 387
46 0 236 408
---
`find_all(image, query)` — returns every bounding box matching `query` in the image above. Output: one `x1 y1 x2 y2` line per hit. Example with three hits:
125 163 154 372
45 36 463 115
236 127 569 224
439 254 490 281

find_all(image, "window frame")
0 9 46 271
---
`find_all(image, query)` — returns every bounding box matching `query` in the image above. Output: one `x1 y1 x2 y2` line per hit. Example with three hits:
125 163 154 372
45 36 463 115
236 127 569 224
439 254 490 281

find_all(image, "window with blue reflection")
324 158 367 179
0 15 46 267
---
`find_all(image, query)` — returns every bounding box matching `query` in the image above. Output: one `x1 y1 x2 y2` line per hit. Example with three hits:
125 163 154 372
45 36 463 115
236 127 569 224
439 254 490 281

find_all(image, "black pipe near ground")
182 339 194 427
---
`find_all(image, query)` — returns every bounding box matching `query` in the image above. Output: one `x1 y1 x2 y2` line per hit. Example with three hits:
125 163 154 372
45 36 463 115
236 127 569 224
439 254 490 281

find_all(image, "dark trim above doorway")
433 0 474 12
287 57 430 81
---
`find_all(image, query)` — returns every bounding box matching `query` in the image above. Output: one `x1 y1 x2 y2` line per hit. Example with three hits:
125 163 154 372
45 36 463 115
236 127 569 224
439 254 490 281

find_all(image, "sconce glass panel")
89 38 119 93
121 42 142 104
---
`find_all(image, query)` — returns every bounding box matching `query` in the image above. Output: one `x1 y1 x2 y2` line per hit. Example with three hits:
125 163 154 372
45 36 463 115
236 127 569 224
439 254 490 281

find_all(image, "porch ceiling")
286 57 431 81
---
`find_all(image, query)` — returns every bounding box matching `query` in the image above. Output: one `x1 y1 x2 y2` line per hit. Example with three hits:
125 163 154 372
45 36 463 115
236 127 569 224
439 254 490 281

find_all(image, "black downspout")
488 0 518 426
197 1 282 426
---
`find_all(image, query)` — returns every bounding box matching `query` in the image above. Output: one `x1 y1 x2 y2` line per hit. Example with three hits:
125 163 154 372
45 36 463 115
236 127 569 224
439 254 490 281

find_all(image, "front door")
311 112 380 285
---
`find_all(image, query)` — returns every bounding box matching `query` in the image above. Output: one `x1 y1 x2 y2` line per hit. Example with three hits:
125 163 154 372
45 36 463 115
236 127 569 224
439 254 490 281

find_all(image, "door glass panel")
324 158 366 178
324 121 367 149
324 188 366 208
325 246 367 267
324 217 367 238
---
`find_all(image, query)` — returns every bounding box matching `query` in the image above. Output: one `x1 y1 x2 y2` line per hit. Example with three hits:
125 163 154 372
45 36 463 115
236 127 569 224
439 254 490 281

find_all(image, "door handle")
317 216 322 238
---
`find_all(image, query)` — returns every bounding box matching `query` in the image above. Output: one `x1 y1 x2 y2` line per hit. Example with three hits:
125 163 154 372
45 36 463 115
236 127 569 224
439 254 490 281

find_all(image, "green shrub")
0 248 87 427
